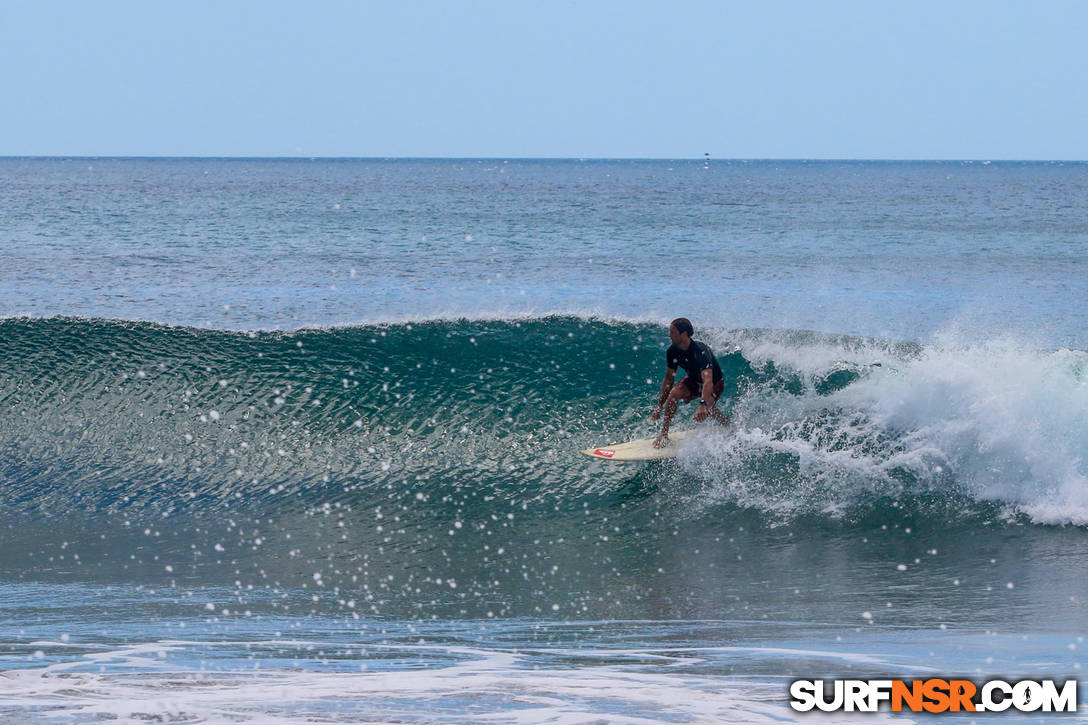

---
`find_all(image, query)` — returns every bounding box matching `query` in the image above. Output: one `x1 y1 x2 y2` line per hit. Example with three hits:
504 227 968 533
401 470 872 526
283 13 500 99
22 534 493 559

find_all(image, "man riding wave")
652 317 729 447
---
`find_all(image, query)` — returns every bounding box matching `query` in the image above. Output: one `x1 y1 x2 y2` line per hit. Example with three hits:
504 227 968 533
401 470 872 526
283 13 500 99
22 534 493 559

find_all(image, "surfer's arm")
651 368 676 419
699 369 716 407
694 369 715 421
696 369 729 425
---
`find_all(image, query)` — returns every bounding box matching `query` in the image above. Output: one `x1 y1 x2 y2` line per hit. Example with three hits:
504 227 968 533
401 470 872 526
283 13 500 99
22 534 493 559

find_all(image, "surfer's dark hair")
671 317 694 336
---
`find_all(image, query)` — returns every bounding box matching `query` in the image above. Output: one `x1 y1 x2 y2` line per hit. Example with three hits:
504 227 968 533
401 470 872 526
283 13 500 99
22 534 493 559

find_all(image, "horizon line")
1 155 1087 163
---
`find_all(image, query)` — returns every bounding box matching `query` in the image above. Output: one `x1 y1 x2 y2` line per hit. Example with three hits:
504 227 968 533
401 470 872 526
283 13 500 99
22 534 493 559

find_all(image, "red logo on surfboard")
593 449 615 458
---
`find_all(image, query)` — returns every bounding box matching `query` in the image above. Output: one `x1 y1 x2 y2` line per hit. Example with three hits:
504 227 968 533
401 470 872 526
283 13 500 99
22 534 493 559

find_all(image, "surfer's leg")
658 395 678 434
709 380 730 425
654 380 694 447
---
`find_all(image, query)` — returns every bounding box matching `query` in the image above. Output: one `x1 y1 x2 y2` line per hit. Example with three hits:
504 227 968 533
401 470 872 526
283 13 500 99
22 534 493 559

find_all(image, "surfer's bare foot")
652 434 670 449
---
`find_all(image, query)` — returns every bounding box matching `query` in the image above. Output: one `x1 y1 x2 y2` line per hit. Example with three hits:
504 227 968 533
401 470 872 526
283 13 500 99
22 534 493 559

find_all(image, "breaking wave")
2 316 1085 526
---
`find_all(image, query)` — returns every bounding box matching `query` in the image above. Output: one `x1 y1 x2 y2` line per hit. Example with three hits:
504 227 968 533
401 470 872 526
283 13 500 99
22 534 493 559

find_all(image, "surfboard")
580 429 697 461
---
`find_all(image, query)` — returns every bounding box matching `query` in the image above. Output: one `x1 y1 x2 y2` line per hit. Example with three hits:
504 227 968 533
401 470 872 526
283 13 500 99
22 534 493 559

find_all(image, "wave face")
2 316 1086 526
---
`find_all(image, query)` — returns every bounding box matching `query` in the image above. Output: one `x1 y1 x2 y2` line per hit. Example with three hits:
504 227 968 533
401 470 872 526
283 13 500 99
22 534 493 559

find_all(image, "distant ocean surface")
1 158 1086 722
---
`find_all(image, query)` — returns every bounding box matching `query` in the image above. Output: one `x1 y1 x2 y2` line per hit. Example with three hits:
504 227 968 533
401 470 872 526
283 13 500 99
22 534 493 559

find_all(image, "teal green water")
2 160 1087 722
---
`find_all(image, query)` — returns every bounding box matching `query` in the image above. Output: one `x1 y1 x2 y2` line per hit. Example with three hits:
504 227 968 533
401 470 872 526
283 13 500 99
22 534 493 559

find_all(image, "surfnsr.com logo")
789 679 1078 713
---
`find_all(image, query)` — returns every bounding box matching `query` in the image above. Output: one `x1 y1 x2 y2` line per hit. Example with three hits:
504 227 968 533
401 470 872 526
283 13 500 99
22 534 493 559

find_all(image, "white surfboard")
580 429 697 461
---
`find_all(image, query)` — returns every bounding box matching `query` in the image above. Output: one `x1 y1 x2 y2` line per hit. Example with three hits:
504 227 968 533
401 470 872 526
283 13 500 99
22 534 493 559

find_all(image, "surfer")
652 318 728 448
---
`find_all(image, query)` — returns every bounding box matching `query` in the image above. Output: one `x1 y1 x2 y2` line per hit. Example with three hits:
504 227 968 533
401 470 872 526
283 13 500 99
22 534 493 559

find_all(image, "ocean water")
1 158 1087 723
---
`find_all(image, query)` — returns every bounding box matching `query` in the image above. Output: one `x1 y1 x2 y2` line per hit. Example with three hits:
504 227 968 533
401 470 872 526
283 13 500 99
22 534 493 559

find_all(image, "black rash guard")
666 340 724 383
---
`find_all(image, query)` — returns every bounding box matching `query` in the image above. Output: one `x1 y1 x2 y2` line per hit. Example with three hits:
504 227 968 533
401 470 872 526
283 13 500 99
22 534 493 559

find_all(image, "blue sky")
2 1 1086 158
